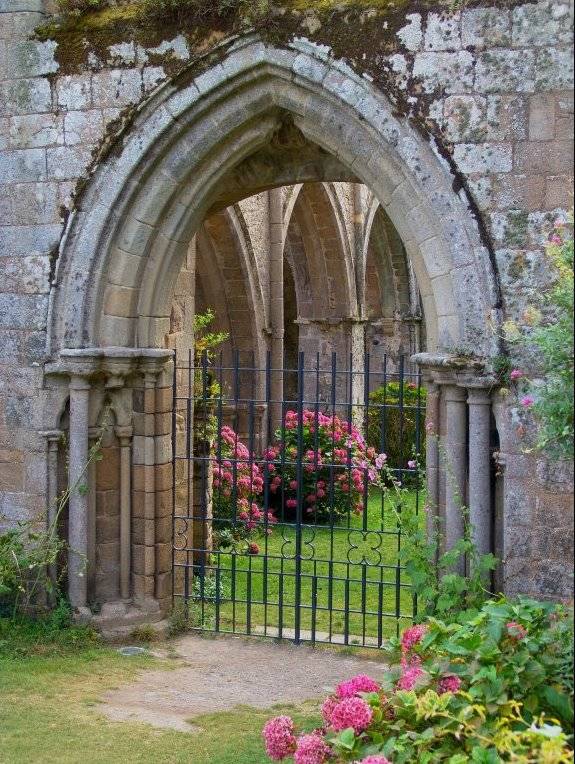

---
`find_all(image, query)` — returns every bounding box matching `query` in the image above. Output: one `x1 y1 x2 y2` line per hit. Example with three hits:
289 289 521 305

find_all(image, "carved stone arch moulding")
48 37 501 361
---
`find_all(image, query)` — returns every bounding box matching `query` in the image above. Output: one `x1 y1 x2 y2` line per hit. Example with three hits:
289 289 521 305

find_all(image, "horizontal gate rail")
172 350 425 647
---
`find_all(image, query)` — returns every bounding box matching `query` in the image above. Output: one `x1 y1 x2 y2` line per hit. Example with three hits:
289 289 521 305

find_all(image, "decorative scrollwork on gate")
173 517 190 552
346 530 383 566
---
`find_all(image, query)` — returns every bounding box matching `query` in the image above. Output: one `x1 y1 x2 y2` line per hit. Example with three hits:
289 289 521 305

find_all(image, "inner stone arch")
44 40 502 623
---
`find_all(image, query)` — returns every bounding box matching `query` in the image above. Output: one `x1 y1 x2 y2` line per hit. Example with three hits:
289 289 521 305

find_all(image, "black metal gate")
172 352 425 647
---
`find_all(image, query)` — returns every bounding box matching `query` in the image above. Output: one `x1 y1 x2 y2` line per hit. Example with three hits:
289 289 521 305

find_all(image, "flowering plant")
212 425 276 554
265 410 386 523
263 598 574 763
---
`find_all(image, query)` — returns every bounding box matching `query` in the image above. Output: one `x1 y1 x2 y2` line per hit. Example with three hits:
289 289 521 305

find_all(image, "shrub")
521 218 574 459
56 0 107 15
213 425 276 554
367 382 427 473
263 598 574 763
265 410 385 524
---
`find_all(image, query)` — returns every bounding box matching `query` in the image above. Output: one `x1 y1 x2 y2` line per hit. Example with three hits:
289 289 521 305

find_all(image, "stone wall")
0 0 573 602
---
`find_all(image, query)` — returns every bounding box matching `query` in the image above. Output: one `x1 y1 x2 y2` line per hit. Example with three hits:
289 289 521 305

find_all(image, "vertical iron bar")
294 351 305 645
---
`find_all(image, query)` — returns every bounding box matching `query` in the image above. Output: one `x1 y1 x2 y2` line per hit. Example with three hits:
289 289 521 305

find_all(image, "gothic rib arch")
48 38 501 360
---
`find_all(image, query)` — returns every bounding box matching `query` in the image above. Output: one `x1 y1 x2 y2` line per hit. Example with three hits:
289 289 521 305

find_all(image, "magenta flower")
437 674 462 694
321 695 339 725
401 624 427 652
329 696 373 734
507 621 528 641
521 395 535 408
407 460 417 470
396 664 425 691
375 453 388 470
510 369 524 381
360 757 392 764
263 716 296 761
294 734 331 764
336 674 380 699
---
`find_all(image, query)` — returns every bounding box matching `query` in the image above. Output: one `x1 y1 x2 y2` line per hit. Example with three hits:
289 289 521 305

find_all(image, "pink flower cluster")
400 624 427 652
294 734 331 764
263 716 297 761
397 625 428 691
336 674 380 699
506 621 528 641
330 696 374 734
437 675 462 695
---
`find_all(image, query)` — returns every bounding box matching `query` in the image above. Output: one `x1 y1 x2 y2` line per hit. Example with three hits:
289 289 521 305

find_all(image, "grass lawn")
0 622 320 764
180 490 422 644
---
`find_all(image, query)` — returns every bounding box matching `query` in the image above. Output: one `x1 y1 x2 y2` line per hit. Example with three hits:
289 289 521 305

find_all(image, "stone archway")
45 39 501 622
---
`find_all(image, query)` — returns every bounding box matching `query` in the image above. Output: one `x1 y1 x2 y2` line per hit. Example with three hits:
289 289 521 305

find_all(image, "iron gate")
172 351 425 647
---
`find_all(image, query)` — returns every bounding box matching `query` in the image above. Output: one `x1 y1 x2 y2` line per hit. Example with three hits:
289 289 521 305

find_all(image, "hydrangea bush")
263 598 574 763
265 410 386 523
212 424 276 554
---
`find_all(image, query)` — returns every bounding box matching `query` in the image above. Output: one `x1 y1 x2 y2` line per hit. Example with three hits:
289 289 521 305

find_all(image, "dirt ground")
102 634 386 732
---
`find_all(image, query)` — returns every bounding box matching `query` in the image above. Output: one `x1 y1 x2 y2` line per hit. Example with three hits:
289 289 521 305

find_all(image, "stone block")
133 544 155 576
0 462 24 491
0 147 45 182
133 517 156 546
475 50 535 93
443 95 486 141
424 12 461 51
46 144 92 181
535 48 574 90
156 462 173 492
0 293 47 330
96 447 120 491
155 542 172 574
92 69 143 107
0 182 59 225
528 93 556 140
0 223 62 257
461 7 512 49
56 75 92 111
514 140 574 175
63 110 104 146
96 513 120 543
493 173 546 211
156 489 173 520
103 284 138 318
0 40 58 78
156 514 172 544
0 77 52 116
9 113 63 148
545 175 573 209
396 13 422 52
490 210 530 247
96 540 120 574
0 1 44 10
486 95 527 141
98 489 120 517
512 2 574 47
1 255 51 294
132 573 155 599
0 11 45 39
413 51 474 94
453 142 512 173
155 572 172 601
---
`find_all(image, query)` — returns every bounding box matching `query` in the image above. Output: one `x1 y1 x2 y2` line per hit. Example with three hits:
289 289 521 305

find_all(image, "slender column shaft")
269 187 284 427
87 428 99 601
424 381 440 547
43 431 63 594
68 376 91 612
468 388 492 562
116 427 133 601
443 385 467 574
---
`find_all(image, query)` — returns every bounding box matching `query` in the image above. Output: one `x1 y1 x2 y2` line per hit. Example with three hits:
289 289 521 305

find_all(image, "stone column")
116 425 133 601
423 381 440 546
87 426 100 601
68 375 91 616
468 387 492 562
269 187 284 428
443 385 467 574
42 430 63 593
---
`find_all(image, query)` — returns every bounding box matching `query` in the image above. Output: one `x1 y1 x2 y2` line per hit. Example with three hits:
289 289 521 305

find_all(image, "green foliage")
527 220 574 458
265 598 574 763
56 0 107 15
0 602 99 658
367 381 427 472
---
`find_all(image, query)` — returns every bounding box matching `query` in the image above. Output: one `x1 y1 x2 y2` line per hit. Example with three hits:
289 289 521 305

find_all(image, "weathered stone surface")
461 7 512 49
424 12 461 51
0 40 58 78
397 14 423 52
413 51 475 93
0 77 52 116
512 1 574 47
475 50 536 93
535 47 575 90
453 142 513 173
0 147 46 182
443 95 486 142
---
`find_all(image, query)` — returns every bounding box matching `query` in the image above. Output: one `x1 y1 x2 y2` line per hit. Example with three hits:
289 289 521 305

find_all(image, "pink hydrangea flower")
375 453 388 470
321 695 339 725
437 674 462 694
507 621 527 640
521 395 535 408
510 369 524 381
396 664 425 691
329 696 373 734
294 734 331 764
360 757 392 764
407 460 417 470
336 674 381 699
263 716 297 761
401 624 427 652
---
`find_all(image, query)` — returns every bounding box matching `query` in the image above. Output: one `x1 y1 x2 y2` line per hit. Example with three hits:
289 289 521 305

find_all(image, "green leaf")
542 685 574 724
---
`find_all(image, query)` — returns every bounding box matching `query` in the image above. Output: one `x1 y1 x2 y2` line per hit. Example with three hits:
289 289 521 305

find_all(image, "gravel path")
101 634 386 732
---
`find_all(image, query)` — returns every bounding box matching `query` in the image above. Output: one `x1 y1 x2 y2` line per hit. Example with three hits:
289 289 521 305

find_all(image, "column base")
84 600 167 640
